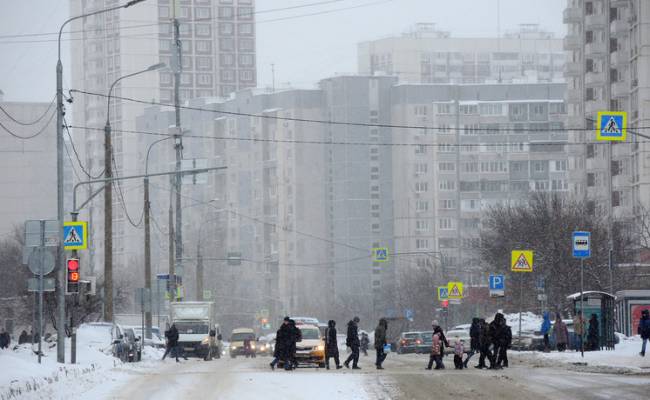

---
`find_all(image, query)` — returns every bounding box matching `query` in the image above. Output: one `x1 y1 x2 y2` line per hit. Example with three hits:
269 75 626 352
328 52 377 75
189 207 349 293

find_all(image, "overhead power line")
69 89 650 134
0 95 56 125
0 108 56 139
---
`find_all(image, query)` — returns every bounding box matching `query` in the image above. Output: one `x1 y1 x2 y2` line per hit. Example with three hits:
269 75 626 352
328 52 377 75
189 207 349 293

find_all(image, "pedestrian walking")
374 318 388 369
489 313 508 369
324 320 342 370
287 319 302 370
426 326 445 370
587 314 600 351
453 337 465 370
476 318 492 369
553 315 569 352
431 320 449 353
270 317 291 370
573 311 586 352
0 329 10 349
638 309 650 357
360 332 370 356
162 324 180 362
501 319 512 368
540 312 552 352
344 316 361 369
463 318 480 368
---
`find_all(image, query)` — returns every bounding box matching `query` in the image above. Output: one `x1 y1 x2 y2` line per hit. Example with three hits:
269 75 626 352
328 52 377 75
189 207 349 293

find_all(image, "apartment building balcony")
563 34 581 50
585 13 607 28
563 7 581 23
566 89 582 103
585 71 605 86
611 80 629 98
610 19 630 37
564 62 582 76
610 50 629 66
585 41 606 55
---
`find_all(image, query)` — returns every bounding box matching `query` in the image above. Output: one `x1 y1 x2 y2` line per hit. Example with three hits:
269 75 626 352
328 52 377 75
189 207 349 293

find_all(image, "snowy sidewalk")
515 336 650 374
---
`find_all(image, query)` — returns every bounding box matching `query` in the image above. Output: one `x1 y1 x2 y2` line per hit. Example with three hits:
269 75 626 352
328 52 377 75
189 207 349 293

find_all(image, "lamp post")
143 136 172 338
55 0 148 364
104 62 165 323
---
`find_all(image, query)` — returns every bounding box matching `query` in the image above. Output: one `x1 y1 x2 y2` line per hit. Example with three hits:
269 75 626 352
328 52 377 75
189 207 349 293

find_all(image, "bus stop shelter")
567 291 616 350
615 290 650 337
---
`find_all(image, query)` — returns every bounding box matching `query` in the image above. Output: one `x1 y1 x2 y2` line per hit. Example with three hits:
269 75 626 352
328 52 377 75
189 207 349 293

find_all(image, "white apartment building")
390 83 568 285
564 0 650 236
358 23 565 85
69 0 256 282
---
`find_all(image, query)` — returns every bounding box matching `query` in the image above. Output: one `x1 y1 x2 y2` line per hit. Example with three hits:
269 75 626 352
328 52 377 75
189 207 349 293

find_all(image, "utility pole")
196 244 203 301
143 177 152 339
104 110 113 322
172 0 184 302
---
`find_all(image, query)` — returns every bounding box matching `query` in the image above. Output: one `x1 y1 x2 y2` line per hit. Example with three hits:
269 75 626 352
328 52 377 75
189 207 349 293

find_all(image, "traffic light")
441 300 449 308
67 258 80 293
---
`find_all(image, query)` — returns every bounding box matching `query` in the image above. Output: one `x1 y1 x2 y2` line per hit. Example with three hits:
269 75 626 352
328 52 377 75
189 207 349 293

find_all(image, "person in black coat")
270 317 291 370
324 320 342 369
639 309 650 356
476 319 492 369
0 330 10 349
286 319 302 370
588 314 600 351
18 330 29 345
464 318 481 368
344 316 361 369
490 313 509 370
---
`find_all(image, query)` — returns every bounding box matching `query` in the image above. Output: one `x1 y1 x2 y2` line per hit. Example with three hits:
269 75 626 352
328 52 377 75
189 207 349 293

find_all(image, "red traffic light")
67 258 80 283
441 300 449 308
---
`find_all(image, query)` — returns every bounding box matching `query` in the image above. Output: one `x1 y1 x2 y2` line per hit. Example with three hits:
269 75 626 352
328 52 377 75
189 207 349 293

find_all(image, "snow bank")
0 323 162 400
502 312 543 334
516 336 650 373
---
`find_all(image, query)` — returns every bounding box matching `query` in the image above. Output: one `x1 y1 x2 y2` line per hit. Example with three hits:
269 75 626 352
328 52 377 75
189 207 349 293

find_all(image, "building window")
220 23 234 35
439 218 453 230
439 180 456 191
238 6 254 20
195 24 211 36
221 69 235 82
439 162 455 172
220 53 235 66
195 7 211 20
416 201 429 212
197 73 212 86
416 239 429 249
219 6 234 19
239 69 254 81
196 40 212 53
415 145 427 154
196 56 212 70
415 220 430 232
415 182 428 193
440 199 456 209
239 38 255 52
239 23 254 35
587 173 596 187
239 54 254 67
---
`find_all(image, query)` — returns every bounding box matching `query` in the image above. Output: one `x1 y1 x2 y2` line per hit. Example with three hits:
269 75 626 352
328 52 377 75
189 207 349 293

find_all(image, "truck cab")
170 302 214 358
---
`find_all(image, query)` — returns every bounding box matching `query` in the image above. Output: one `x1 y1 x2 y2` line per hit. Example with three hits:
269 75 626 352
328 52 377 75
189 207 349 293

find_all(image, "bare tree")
480 193 635 314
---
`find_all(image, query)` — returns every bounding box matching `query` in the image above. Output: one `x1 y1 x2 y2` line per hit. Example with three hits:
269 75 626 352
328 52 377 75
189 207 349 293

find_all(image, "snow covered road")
78 353 650 400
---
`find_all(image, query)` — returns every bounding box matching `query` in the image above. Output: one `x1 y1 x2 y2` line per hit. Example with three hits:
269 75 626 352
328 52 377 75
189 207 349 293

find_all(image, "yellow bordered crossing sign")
372 247 389 262
596 111 626 142
447 281 464 299
63 221 88 250
511 250 533 272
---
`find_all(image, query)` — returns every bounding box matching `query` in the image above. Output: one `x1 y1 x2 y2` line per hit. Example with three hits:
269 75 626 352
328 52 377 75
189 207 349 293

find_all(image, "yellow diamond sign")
511 250 533 272
447 281 463 299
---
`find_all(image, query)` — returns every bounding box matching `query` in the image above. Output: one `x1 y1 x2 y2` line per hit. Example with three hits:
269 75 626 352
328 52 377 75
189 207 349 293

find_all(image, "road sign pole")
38 221 45 364
580 258 584 358
518 273 523 348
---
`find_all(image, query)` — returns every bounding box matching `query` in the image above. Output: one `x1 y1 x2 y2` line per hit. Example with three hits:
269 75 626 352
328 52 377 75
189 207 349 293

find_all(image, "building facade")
358 23 565 85
69 0 257 284
390 83 568 285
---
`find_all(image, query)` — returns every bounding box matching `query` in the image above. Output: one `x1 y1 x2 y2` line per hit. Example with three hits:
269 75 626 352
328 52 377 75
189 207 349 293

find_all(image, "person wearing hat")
270 317 291 370
344 316 361 369
431 320 449 354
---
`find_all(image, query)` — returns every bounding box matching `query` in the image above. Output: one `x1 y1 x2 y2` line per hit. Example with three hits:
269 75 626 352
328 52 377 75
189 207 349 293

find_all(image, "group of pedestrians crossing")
269 317 302 370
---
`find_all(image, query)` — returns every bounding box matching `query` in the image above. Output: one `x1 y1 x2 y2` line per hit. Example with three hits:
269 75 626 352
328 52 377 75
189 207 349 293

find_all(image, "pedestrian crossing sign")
511 250 533 272
596 111 626 142
437 286 448 301
63 221 88 250
372 247 389 262
447 282 464 299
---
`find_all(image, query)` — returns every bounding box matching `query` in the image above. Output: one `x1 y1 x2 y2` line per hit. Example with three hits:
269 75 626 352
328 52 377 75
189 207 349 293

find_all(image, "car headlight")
251 344 256 349
231 346 237 350
201 336 209 345
316 345 324 351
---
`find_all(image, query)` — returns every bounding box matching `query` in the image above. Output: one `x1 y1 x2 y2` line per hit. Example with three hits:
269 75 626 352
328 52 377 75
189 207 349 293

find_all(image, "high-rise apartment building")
358 23 565 85
564 0 650 232
69 0 256 283
391 83 568 285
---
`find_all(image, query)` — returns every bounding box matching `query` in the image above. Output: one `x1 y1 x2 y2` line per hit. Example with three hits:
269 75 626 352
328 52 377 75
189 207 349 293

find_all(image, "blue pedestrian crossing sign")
372 247 389 262
437 286 448 301
596 111 626 141
63 221 87 250
572 231 591 259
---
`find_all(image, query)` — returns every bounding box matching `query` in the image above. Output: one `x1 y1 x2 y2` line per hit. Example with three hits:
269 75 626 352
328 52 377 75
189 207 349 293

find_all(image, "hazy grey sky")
0 0 565 102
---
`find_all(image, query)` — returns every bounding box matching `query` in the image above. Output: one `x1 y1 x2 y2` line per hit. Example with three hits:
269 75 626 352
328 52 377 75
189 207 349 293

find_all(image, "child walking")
453 337 464 370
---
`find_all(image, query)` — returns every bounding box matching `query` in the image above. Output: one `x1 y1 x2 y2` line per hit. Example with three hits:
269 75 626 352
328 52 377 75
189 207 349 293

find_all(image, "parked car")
112 326 141 362
132 326 165 348
396 332 422 354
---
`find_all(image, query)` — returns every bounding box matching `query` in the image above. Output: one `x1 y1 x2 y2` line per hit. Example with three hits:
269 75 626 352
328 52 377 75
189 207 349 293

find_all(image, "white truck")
170 302 218 358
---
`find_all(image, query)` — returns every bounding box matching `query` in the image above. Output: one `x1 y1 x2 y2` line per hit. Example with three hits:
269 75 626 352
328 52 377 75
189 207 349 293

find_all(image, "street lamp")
104 62 165 323
55 0 148 364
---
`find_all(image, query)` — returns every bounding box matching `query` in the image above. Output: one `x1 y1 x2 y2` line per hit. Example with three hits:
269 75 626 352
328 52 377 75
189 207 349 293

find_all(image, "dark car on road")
396 332 422 354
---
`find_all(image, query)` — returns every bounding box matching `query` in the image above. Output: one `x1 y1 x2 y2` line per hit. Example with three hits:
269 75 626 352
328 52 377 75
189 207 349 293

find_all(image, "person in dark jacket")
324 320 342 370
374 318 388 369
162 324 180 362
463 318 480 368
489 313 508 369
286 319 302 370
497 317 512 368
431 320 450 353
426 326 446 370
18 330 29 345
553 315 569 352
360 332 370 356
587 314 600 351
344 316 361 369
0 330 10 349
270 317 291 370
638 309 650 356
476 318 492 369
